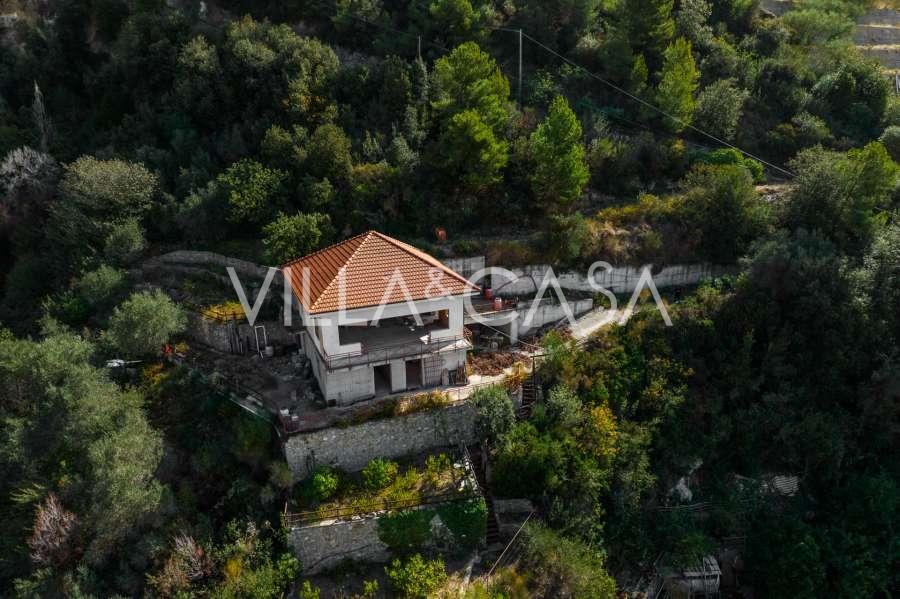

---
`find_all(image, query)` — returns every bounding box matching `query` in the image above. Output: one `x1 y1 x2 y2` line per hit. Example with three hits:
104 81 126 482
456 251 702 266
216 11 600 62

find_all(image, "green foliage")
106 289 187 358
384 553 448 598
878 125 900 162
218 159 288 226
377 510 434 553
679 163 769 262
302 467 340 503
469 384 515 440
433 42 510 132
262 211 333 265
620 0 675 69
656 38 700 132
690 148 763 182
440 109 509 189
307 124 353 182
519 522 617 598
103 217 147 266
50 156 157 262
786 142 898 254
438 499 487 549
530 96 589 211
362 458 400 491
693 79 748 142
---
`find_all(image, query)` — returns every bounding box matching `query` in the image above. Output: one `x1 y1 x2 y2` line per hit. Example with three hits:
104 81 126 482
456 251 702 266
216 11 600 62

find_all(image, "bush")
437 499 487 549
879 126 900 162
377 510 434 553
76 265 126 309
469 385 515 441
362 458 399 490
103 218 147 265
689 148 763 182
106 290 187 358
303 467 340 503
384 554 448 598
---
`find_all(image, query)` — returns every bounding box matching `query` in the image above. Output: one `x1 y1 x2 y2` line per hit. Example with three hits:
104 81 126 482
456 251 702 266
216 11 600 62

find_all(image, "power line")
515 31 795 179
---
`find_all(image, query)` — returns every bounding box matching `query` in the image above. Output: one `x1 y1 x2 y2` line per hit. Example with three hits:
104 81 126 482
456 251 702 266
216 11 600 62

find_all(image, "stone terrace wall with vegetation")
284 403 476 478
290 514 390 575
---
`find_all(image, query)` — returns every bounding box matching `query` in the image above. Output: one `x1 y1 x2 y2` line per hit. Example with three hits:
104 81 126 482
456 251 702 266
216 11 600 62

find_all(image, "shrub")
106 290 187 358
689 148 764 182
377 510 434 553
879 126 900 162
469 385 515 441
303 467 340 503
103 217 147 265
437 499 487 549
362 458 399 490
384 553 448 598
76 265 126 309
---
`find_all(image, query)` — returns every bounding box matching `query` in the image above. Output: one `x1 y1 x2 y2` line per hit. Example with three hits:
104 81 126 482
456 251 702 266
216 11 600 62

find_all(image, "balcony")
312 322 471 370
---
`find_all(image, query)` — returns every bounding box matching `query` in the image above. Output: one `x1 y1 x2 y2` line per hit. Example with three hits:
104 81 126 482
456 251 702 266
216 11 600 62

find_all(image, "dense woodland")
0 0 899 597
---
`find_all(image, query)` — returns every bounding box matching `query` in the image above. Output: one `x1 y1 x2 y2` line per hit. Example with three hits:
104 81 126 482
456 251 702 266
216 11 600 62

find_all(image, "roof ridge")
280 230 371 268
371 232 476 289
307 231 379 312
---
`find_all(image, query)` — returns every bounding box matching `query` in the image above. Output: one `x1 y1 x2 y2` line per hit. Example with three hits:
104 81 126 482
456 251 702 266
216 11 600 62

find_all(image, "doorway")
373 364 391 396
405 359 423 390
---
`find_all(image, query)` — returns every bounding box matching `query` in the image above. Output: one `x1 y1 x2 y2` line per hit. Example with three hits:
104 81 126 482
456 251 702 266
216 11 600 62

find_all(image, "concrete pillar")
390 360 406 392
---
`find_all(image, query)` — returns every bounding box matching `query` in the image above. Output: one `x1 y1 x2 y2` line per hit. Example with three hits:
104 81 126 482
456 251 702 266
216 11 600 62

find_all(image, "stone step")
854 24 900 45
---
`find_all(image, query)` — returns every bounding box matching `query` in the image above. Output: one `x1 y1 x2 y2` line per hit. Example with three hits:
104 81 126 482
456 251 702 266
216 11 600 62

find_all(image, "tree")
530 96 589 212
786 142 898 255
306 124 353 183
510 0 600 52
679 163 769 262
262 212 333 265
439 110 509 189
693 79 748 142
433 42 510 132
50 156 157 258
656 38 699 132
76 265 127 310
0 330 164 566
106 290 187 358
469 384 515 440
217 159 288 226
620 0 675 70
103 218 147 266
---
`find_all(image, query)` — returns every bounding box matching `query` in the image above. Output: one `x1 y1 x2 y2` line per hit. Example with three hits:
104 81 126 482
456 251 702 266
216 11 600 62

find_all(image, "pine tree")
656 38 699 132
620 0 675 70
530 96 590 212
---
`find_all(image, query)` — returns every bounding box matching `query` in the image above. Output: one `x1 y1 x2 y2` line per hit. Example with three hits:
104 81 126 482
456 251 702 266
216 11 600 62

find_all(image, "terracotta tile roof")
282 231 480 314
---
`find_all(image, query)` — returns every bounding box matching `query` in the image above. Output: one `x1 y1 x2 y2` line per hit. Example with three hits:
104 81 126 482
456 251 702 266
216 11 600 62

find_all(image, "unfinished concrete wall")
290 514 389 574
495 263 731 296
444 256 486 280
284 402 476 478
186 315 296 354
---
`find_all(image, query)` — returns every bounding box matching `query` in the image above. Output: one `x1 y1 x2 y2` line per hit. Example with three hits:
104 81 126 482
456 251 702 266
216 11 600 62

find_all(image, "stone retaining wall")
290 515 390 574
283 402 477 478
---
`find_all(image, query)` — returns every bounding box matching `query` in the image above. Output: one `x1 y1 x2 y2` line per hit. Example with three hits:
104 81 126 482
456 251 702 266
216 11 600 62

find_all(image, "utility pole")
417 35 422 61
517 29 523 110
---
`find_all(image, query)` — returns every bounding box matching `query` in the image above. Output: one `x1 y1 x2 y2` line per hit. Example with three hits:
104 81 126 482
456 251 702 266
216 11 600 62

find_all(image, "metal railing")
312 332 471 370
283 488 478 527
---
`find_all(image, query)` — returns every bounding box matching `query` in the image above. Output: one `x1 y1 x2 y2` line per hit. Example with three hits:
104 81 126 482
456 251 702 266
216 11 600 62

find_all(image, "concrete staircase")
467 443 503 546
